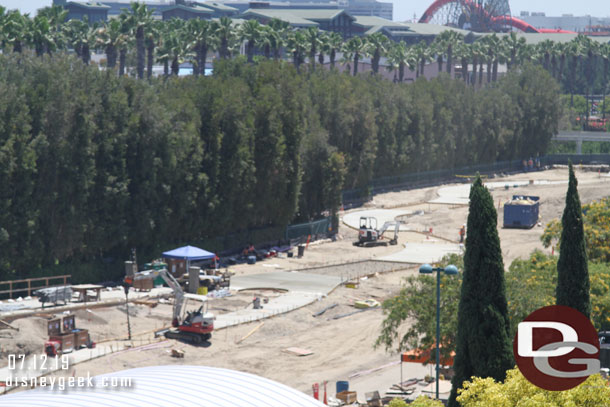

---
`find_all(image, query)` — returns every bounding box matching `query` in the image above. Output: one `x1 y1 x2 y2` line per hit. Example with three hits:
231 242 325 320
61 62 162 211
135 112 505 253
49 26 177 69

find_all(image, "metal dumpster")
503 195 540 229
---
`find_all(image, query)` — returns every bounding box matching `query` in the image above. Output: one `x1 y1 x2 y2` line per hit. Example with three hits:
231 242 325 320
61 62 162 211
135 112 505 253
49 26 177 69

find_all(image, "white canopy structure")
0 365 326 407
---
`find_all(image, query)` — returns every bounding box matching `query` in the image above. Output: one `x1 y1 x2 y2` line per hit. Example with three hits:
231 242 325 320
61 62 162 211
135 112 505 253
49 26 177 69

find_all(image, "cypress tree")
556 162 590 317
448 175 513 407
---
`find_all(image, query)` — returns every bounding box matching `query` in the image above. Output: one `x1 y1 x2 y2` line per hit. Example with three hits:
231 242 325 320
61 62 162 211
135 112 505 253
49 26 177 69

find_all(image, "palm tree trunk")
310 47 316 71
264 44 270 59
106 45 117 69
82 44 90 65
437 55 443 73
136 26 145 79
353 53 359 76
559 54 566 84
551 55 557 80
399 62 404 82
318 51 324 66
119 47 127 76
201 44 208 75
372 49 380 74
247 40 254 63
330 49 336 69
194 46 202 76
446 45 452 76
420 58 425 77
479 61 484 86
486 60 492 83
171 57 179 76
14 41 22 53
147 43 154 79
472 57 478 86
492 59 498 82
164 60 169 77
461 57 468 82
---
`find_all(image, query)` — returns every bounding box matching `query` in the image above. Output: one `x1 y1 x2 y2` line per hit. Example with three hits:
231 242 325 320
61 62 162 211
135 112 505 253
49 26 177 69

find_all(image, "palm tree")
432 34 445 73
37 5 68 53
268 18 289 60
327 32 343 69
258 25 275 59
287 30 306 72
145 20 163 79
318 31 329 66
4 10 27 53
27 15 55 57
502 32 526 71
386 40 410 82
342 36 366 76
366 32 389 75
239 19 261 63
440 30 464 76
215 16 234 59
124 2 153 79
304 27 322 71
96 19 125 70
455 41 469 83
413 41 430 78
187 19 215 76
65 18 96 65
117 12 132 76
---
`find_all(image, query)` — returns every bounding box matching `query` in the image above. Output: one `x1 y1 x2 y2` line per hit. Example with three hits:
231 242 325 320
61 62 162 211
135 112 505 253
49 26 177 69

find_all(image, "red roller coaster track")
419 0 540 33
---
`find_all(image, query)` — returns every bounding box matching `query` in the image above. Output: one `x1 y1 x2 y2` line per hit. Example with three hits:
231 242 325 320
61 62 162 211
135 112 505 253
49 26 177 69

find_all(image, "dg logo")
514 305 600 391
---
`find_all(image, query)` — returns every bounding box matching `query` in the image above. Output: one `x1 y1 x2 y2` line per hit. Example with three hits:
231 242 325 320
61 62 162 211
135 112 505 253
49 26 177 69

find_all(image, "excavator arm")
129 269 185 326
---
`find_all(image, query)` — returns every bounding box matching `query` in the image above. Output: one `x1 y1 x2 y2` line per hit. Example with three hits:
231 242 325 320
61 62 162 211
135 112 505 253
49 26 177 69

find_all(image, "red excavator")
125 268 214 344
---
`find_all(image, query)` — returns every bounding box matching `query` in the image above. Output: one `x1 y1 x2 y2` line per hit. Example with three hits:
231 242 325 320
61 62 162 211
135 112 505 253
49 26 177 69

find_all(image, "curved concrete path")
343 209 413 231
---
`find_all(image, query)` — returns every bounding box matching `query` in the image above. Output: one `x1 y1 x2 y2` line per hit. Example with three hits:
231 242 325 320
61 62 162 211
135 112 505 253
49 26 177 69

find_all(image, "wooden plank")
0 319 18 330
236 322 264 344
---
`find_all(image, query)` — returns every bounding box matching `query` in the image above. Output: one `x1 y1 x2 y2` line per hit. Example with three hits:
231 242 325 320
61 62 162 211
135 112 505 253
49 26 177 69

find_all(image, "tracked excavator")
124 269 214 344
353 216 399 247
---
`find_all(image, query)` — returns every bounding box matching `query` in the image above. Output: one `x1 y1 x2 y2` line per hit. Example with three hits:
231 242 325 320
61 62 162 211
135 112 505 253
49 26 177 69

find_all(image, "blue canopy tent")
162 245 217 275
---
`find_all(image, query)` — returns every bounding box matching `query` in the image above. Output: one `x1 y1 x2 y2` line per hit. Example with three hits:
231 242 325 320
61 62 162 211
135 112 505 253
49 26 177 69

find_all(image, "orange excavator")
124 269 214 344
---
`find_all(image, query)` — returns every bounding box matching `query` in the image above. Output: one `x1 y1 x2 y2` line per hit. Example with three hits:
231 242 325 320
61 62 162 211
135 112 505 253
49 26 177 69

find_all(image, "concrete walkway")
378 243 463 265
215 271 343 328
428 180 568 205
343 209 412 231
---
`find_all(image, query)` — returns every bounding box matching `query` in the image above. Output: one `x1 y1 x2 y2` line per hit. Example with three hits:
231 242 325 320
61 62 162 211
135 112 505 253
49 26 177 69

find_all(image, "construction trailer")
503 195 540 229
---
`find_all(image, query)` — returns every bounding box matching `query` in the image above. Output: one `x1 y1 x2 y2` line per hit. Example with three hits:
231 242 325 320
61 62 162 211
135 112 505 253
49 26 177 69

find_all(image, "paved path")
343 209 413 231
378 243 463 265
428 180 567 205
216 271 343 328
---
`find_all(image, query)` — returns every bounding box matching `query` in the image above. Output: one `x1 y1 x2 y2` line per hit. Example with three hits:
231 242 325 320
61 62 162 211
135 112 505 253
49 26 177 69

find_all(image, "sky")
2 0 610 21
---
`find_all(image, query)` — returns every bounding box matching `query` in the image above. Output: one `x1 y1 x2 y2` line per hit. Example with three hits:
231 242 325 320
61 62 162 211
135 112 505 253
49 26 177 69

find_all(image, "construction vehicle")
353 217 399 247
124 269 214 345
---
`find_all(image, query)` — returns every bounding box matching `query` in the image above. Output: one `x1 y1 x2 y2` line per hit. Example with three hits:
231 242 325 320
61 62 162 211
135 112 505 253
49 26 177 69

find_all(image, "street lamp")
419 263 459 400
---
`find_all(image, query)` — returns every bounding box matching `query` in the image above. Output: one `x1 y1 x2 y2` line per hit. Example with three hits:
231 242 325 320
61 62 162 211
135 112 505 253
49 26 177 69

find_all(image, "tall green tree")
448 175 513 407
556 162 591 318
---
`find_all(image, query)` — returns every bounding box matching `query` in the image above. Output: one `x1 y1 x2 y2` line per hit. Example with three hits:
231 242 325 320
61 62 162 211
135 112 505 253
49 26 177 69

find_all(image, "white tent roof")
0 365 326 407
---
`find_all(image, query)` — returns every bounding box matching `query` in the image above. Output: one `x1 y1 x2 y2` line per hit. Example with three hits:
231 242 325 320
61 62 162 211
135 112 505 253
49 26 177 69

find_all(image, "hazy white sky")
2 0 610 21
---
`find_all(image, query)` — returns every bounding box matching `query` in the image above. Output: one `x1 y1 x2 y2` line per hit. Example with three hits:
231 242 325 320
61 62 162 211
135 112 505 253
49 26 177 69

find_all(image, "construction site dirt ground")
1 166 609 398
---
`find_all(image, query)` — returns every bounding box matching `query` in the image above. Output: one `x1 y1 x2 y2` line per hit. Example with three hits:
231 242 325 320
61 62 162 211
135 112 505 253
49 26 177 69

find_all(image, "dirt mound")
0 317 48 362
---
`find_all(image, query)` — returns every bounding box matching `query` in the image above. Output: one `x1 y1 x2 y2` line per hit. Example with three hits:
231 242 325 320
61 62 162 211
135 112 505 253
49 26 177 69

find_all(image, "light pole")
419 263 459 400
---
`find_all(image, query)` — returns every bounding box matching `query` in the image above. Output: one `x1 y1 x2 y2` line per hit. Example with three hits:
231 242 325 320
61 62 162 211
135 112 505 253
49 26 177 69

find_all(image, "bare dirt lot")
2 166 609 397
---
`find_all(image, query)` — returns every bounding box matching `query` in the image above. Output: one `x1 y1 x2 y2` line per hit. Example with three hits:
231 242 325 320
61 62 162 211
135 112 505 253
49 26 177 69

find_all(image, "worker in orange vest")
459 225 466 243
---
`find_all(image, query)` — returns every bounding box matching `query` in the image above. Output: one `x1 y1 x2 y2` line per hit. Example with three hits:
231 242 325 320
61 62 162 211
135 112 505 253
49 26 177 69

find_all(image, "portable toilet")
503 195 540 228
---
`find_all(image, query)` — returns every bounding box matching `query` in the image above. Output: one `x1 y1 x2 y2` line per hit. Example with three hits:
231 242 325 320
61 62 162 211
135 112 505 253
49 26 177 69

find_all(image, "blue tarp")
162 245 216 261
